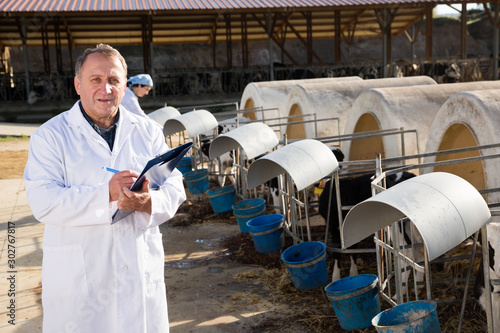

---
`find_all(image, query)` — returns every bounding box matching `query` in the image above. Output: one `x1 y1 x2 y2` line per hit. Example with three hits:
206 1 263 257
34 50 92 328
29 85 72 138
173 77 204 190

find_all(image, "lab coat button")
121 265 128 271
120 228 125 234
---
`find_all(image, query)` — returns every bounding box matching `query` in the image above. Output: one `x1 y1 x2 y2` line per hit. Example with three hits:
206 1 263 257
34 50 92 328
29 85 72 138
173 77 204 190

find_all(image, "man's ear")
74 76 80 95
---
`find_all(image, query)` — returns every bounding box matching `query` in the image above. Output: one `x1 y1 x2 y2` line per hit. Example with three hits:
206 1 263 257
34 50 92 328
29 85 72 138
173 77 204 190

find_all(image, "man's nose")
99 82 112 94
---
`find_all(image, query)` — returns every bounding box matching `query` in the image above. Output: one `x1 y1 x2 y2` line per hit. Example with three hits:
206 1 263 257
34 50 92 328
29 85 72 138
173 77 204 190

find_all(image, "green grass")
0 135 30 142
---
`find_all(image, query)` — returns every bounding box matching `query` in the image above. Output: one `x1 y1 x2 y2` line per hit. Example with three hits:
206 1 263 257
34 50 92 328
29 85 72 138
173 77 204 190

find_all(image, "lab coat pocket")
42 244 89 297
145 234 165 284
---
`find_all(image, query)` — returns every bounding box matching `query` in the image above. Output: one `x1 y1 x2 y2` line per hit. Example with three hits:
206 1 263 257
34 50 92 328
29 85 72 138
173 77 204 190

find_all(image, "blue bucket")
246 214 284 253
281 241 328 290
177 156 192 175
184 169 209 194
372 300 441 333
325 274 381 330
232 198 266 233
207 186 236 213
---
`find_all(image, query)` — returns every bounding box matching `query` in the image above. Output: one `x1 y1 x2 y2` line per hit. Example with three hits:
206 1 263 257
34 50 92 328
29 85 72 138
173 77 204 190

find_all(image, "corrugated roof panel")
190 0 203 9
0 0 459 12
2 0 15 11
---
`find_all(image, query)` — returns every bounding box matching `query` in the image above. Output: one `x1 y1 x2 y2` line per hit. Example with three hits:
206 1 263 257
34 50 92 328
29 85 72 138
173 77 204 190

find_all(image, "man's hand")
109 170 140 202
117 179 152 214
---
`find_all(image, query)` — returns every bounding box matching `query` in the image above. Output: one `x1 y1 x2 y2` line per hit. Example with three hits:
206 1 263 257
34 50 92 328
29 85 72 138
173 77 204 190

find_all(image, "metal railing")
1 57 495 103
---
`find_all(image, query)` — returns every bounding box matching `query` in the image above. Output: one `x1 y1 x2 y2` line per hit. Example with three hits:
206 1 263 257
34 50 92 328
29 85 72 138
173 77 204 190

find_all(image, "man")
24 44 185 332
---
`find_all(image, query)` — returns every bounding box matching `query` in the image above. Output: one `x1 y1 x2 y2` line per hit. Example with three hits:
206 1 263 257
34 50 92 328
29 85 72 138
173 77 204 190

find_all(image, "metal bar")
424 241 432 300
303 188 312 241
457 230 480 333
392 221 403 304
326 246 376 254
335 171 344 248
323 172 334 244
386 153 500 173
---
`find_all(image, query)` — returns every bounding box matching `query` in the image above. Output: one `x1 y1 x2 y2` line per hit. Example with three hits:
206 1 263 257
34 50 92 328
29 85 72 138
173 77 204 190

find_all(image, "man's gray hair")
75 44 127 79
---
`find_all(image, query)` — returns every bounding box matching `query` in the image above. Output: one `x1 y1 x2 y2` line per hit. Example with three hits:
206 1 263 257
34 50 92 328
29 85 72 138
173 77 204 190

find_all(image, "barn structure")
1 0 499 107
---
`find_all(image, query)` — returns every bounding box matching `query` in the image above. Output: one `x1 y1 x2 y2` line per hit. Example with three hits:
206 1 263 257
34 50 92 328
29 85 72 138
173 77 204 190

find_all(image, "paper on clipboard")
111 141 193 224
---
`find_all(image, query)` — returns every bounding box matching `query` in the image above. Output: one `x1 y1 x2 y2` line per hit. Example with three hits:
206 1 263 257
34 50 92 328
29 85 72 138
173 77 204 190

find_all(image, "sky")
434 3 484 17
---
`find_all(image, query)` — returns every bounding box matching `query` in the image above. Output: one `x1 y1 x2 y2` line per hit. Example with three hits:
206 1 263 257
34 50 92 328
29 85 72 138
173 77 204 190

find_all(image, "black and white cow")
318 171 416 282
474 223 500 332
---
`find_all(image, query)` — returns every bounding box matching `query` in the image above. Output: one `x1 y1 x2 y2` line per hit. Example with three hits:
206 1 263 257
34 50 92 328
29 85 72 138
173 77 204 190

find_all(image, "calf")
318 171 416 281
474 223 500 332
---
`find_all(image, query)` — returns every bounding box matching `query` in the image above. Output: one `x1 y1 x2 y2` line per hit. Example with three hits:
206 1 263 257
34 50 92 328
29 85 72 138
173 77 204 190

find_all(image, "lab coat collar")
66 101 139 153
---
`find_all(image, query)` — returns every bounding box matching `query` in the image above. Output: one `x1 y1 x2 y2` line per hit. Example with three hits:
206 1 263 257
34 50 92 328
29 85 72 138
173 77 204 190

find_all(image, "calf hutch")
208 122 280 199
342 172 493 330
281 76 436 140
239 77 361 122
342 80 500 163
424 89 500 206
163 109 219 171
147 106 181 129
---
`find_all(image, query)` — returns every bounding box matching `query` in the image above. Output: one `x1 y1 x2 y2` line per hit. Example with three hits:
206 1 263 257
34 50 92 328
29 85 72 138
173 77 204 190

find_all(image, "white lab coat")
121 87 148 117
24 101 186 333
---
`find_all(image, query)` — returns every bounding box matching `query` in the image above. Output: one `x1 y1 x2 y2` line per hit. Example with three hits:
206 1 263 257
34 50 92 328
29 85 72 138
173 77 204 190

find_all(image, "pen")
103 167 120 173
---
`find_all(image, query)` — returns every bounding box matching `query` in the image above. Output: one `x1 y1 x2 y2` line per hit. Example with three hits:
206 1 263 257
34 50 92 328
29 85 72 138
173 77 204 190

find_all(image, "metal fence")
1 57 496 103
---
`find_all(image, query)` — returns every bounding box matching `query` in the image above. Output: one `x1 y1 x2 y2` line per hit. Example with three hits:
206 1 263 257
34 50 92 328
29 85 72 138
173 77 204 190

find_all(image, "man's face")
74 53 127 127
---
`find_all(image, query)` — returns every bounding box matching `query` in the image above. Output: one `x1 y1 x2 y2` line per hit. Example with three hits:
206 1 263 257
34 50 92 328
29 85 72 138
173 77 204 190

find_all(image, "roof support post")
334 10 342 65
141 15 153 74
54 17 63 74
306 11 313 66
211 17 218 68
225 14 232 69
375 8 393 78
252 12 299 68
17 17 30 100
410 23 415 59
460 3 467 59
41 24 51 75
62 18 74 75
241 14 248 68
285 14 325 65
266 13 274 80
425 4 433 61
212 39 217 68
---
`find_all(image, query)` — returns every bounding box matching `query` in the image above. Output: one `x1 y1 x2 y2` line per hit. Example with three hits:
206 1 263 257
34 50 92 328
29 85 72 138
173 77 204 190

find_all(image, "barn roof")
0 0 463 13
0 0 472 47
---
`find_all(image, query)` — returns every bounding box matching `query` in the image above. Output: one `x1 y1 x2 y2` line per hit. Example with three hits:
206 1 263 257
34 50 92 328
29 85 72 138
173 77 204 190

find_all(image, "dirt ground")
2 137 489 332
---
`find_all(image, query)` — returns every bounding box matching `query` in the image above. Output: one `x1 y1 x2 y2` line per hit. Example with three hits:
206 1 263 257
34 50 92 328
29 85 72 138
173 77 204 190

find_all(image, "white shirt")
121 87 148 117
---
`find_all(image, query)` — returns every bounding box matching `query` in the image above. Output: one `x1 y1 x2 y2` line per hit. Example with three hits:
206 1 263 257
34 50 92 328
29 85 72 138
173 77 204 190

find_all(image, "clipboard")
112 141 194 224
